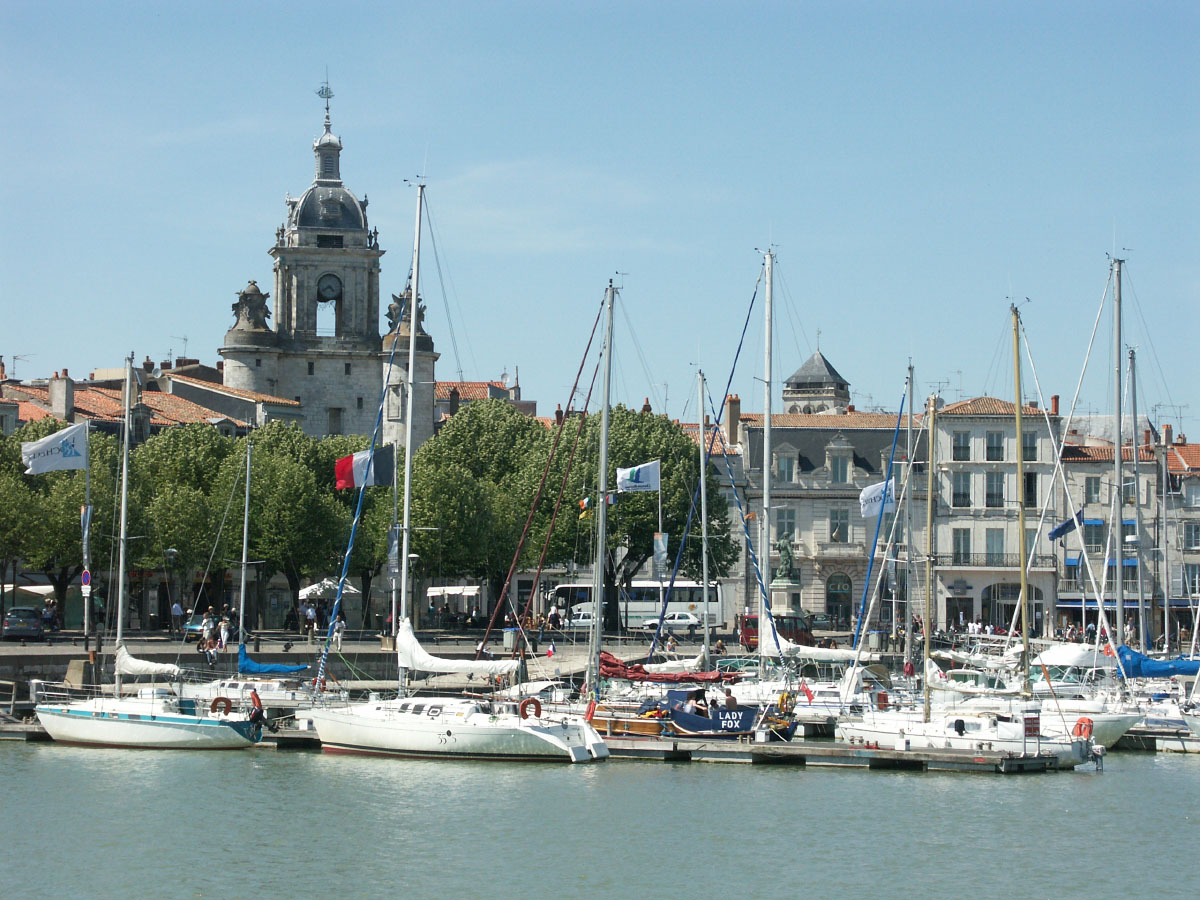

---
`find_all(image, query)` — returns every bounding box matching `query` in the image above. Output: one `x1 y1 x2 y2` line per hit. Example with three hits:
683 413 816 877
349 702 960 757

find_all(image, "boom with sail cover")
238 645 310 675
115 644 181 678
396 619 518 678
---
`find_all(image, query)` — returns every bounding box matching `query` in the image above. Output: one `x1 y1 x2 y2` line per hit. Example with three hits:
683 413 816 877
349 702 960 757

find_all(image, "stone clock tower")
220 103 407 438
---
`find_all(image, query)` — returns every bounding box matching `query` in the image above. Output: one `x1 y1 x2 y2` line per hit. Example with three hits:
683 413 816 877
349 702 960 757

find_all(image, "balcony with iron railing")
937 553 1057 570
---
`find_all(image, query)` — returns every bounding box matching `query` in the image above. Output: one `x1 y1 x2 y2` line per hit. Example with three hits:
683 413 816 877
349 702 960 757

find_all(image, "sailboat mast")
1011 305 1031 696
761 249 773 671
904 362 915 667
923 394 936 723
238 439 251 644
1113 258 1125 639
1160 433 1171 654
586 282 616 694
1129 347 1148 647
395 182 424 697
114 355 133 695
698 369 711 666
399 184 424 626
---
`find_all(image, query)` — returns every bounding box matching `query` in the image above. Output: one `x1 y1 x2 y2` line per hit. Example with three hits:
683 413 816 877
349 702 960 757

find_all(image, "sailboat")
179 438 331 720
308 184 607 762
36 359 260 749
836 306 1098 767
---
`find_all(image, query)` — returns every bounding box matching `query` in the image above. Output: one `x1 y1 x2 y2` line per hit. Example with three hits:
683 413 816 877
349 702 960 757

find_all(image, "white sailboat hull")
837 708 1091 767
1184 712 1200 740
36 697 258 749
309 699 609 762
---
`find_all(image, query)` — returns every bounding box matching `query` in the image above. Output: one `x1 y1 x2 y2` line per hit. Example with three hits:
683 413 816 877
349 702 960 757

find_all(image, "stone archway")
826 573 852 629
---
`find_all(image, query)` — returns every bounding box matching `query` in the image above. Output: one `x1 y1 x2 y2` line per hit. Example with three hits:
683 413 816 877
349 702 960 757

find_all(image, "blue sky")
3 1 1197 439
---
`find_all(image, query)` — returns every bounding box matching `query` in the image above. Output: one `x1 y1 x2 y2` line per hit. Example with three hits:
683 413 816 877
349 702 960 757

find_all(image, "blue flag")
1048 511 1083 542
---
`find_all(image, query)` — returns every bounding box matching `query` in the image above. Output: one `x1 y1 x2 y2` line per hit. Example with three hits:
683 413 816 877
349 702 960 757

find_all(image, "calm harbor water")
0 743 1195 900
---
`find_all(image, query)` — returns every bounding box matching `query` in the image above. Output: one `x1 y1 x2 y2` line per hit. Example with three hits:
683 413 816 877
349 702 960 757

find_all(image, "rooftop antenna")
11 354 31 378
171 335 190 358
815 328 821 352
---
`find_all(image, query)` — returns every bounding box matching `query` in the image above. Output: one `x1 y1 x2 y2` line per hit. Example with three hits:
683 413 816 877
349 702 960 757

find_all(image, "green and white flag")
22 422 89 474
616 459 660 493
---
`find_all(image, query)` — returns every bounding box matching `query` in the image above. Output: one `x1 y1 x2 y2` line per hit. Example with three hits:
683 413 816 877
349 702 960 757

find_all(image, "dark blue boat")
637 689 796 741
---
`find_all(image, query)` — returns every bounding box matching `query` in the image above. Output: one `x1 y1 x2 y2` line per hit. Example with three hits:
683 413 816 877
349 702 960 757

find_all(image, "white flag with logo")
617 459 660 493
22 422 89 474
858 478 895 518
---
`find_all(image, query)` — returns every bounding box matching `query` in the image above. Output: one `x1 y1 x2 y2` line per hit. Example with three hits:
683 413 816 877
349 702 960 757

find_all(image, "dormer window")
777 456 795 482
830 456 849 484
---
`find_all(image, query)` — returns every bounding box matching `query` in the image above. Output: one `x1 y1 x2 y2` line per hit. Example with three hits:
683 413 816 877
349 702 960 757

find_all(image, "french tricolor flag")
334 445 395 490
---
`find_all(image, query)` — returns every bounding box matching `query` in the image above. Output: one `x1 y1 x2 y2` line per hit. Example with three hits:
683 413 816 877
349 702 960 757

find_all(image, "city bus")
548 580 724 630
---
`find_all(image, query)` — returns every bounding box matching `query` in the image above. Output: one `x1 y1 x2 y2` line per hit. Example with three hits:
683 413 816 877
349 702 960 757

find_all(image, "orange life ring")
519 697 542 720
250 690 263 711
210 696 233 715
1102 644 1115 657
1072 717 1094 739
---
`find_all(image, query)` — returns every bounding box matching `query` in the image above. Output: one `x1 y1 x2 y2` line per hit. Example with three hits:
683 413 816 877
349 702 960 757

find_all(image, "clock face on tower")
317 273 343 302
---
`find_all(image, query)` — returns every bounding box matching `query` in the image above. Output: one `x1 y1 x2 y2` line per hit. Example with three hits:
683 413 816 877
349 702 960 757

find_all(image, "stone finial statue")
387 290 426 334
231 280 272 331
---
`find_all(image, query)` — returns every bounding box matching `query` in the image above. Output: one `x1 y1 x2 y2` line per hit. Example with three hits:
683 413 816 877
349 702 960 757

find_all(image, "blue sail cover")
1116 646 1200 679
238 644 310 675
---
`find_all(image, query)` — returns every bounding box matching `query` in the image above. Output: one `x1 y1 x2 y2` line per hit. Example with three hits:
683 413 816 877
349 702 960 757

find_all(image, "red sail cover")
598 651 734 684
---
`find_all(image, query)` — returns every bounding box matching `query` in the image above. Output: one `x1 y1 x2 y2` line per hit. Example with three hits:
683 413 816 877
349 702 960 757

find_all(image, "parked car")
640 611 703 632
808 613 836 632
2 607 46 641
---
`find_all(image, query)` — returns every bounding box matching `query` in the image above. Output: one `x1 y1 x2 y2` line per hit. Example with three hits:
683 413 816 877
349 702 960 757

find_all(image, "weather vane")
316 72 333 117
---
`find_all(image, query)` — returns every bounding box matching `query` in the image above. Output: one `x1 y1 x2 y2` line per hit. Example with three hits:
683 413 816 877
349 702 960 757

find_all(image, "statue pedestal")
768 576 803 618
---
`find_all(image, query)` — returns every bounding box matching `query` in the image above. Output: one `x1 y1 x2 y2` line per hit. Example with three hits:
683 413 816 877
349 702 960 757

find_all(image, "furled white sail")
643 647 707 674
759 630 880 662
115 643 182 677
396 619 519 677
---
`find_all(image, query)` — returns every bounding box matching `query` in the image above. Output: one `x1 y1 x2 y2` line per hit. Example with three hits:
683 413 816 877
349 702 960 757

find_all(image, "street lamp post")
164 548 179 637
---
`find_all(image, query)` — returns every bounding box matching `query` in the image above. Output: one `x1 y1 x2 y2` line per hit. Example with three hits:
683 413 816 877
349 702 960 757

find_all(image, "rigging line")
478 295 607 655
175 446 245 660
314 295 413 687
510 359 601 660
614 298 665 414
422 196 470 382
1018 317 1128 675
645 272 764 657
980 310 1011 400
851 388 906 650
1122 267 1177 417
772 261 813 370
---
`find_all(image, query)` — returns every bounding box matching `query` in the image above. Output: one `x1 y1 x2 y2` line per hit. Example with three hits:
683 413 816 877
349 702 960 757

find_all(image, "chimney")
216 361 224 374
1164 424 1173 446
641 397 652 414
49 370 75 420
1030 399 1038 409
555 404 564 427
0 357 6 381
1144 429 1152 449
847 404 855 412
1178 434 1187 445
726 394 741 444
449 386 460 416
160 360 172 371
143 356 155 373
1050 394 1060 416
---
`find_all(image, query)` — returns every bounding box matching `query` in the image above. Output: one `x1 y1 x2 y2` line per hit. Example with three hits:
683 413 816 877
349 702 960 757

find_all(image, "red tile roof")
939 397 1046 417
435 381 510 402
1167 442 1200 473
17 401 52 422
14 385 246 428
1061 444 1156 463
167 373 300 407
679 422 739 455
